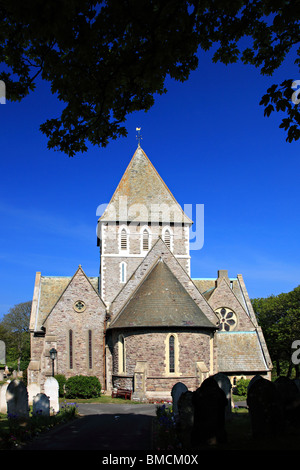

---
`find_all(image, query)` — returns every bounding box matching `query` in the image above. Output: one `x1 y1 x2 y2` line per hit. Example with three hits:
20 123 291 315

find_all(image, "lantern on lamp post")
49 348 57 377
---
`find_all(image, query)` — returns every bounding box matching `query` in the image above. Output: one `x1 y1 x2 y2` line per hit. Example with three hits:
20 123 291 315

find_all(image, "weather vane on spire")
136 127 142 147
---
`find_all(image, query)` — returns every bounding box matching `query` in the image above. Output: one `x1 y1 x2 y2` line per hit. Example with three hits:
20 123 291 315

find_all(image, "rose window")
215 307 237 331
74 300 86 312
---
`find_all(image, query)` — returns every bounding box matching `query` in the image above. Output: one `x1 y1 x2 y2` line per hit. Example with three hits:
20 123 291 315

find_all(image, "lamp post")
49 348 57 377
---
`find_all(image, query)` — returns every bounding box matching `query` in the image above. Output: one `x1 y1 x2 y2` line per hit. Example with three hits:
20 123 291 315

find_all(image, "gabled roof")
29 266 103 331
108 259 217 329
99 146 192 224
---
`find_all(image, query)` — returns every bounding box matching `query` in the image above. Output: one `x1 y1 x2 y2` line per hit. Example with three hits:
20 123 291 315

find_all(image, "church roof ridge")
99 146 192 224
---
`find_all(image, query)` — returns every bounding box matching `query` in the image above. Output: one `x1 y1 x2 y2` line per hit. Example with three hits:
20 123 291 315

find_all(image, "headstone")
192 377 227 447
248 374 263 391
247 377 283 438
274 376 300 426
33 393 50 417
6 379 29 418
0 340 5 365
44 377 59 413
0 383 9 413
212 372 232 419
294 378 300 392
171 382 188 415
28 383 41 406
177 390 194 449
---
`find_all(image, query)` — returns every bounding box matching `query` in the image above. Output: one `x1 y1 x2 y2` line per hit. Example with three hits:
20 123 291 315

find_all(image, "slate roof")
217 331 268 372
99 146 192 224
108 260 217 329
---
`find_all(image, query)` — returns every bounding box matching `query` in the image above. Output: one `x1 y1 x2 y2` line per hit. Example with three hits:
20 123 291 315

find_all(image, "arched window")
69 330 73 369
88 330 92 369
120 261 127 283
140 227 151 252
169 335 175 373
163 227 173 251
118 334 125 373
165 333 178 374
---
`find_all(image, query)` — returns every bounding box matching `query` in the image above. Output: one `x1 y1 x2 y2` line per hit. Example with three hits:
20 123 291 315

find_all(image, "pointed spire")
99 146 192 224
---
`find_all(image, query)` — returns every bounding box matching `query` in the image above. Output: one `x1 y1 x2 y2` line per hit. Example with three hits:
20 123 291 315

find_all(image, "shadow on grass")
154 408 300 452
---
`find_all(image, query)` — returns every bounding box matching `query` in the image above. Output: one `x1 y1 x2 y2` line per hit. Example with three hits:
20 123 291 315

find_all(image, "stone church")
28 145 272 400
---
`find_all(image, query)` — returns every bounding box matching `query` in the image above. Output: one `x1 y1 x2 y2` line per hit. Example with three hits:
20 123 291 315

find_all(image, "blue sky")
0 47 299 318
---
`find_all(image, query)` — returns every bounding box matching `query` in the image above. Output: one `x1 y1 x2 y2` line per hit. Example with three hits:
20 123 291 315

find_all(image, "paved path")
20 404 157 451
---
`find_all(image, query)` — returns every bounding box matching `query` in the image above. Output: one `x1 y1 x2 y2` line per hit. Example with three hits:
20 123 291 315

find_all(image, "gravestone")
192 377 227 447
6 379 29 418
248 374 263 392
177 390 194 449
28 383 41 406
213 372 232 420
274 376 300 426
33 393 50 417
44 377 59 413
0 383 9 413
171 382 188 415
247 376 283 438
294 378 300 392
0 340 5 365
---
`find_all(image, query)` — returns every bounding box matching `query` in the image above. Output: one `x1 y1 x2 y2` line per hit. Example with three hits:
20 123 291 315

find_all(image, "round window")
74 300 86 312
215 307 237 331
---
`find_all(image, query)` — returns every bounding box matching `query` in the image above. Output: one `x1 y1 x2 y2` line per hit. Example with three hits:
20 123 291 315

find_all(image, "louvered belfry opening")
120 228 127 250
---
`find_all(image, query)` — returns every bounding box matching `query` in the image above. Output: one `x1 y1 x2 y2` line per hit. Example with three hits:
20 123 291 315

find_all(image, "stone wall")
109 328 214 397
28 268 106 389
208 274 255 331
100 222 190 304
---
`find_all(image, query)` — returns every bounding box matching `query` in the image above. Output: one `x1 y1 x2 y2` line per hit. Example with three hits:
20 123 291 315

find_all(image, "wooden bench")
111 388 132 400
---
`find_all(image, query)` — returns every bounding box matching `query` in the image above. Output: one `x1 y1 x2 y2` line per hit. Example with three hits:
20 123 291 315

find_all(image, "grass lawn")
219 409 300 451
63 394 137 404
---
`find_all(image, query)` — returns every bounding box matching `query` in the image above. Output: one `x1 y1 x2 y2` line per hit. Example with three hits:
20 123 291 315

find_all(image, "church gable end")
29 266 106 387
207 271 255 331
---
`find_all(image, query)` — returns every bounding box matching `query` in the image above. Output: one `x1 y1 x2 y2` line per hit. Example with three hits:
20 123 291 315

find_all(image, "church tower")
97 145 193 306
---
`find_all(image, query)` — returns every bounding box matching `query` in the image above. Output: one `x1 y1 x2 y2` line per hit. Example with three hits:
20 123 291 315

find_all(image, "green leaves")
259 79 300 142
1 0 300 155
252 285 300 369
